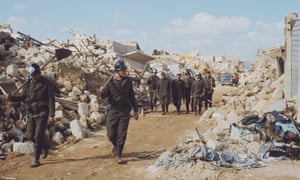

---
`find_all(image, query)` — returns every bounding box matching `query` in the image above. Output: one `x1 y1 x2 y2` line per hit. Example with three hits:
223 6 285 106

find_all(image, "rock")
266 101 286 112
252 100 268 114
70 119 86 139
13 141 34 154
55 111 70 124
79 94 89 103
52 132 64 145
211 112 226 121
55 110 64 120
64 81 72 91
198 108 215 122
90 112 105 124
2 142 13 152
72 86 82 96
78 102 89 117
6 64 18 76
90 102 99 112
55 102 64 111
79 116 88 128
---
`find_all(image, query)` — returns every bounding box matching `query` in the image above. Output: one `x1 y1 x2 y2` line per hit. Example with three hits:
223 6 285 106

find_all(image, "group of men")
147 68 216 115
6 59 139 166
5 59 216 167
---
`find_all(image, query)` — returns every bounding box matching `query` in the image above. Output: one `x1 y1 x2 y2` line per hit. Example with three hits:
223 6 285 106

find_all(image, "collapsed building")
1 14 296 179
145 13 300 179
0 25 244 156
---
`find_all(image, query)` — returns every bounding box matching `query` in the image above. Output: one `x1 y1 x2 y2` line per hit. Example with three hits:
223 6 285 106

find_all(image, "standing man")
204 71 216 108
157 71 171 115
191 73 205 115
171 73 185 115
182 71 194 114
7 63 55 167
147 68 159 112
99 59 139 164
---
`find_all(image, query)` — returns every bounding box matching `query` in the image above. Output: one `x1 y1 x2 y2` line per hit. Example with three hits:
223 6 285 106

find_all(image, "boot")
41 143 49 159
115 145 126 164
161 105 165 115
31 144 40 168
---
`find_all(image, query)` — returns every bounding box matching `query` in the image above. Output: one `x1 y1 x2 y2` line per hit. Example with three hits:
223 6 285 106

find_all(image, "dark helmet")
28 63 41 75
114 59 127 71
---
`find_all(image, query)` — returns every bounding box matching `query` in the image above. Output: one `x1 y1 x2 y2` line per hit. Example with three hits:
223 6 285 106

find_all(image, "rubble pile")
1 27 249 157
149 49 244 79
146 46 298 178
0 28 155 155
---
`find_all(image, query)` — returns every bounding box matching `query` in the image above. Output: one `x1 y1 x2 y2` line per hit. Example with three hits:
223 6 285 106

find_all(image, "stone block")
70 119 86 139
78 102 89 117
13 141 34 154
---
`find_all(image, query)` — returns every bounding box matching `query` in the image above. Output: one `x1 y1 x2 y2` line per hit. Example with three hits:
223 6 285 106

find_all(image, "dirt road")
0 108 203 180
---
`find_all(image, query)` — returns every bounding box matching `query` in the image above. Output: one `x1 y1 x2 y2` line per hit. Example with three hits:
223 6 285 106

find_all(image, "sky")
1 0 300 63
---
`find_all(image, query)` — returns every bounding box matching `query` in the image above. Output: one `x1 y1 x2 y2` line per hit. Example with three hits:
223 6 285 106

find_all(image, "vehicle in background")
218 72 233 86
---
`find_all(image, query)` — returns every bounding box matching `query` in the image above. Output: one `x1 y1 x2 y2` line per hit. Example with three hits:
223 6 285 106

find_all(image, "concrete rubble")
0 25 245 156
146 45 300 179
0 22 297 179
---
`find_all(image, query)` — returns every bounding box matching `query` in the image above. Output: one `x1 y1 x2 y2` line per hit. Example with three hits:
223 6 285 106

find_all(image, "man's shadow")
44 149 165 165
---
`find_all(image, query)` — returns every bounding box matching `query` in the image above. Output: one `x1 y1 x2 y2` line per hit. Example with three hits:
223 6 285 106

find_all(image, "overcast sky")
1 0 300 63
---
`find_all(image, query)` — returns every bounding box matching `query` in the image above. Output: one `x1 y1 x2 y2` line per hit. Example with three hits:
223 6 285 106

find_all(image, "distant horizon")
1 0 299 63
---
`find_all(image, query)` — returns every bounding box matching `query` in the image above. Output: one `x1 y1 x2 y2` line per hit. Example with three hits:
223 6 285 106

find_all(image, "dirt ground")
1 86 300 180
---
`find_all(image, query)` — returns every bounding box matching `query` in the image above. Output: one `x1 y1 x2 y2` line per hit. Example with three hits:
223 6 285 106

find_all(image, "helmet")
114 59 127 71
152 68 158 74
184 71 190 75
28 63 41 75
195 72 201 77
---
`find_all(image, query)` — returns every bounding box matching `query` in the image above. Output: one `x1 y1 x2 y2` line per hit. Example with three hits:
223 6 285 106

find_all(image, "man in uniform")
157 71 171 115
190 73 205 115
204 71 216 108
171 73 184 115
99 59 139 164
7 63 55 167
182 71 194 114
147 68 159 112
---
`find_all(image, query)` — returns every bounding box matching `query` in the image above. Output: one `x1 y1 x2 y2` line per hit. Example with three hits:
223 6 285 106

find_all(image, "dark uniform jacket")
191 79 205 97
101 76 138 113
147 76 159 91
183 77 194 95
204 76 216 94
11 76 55 117
157 78 171 98
171 79 184 103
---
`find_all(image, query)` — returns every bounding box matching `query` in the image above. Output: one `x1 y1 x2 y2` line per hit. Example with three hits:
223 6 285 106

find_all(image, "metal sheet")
291 19 300 96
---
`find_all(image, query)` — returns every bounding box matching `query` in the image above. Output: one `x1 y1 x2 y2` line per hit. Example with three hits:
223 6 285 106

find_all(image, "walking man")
191 73 205 115
182 71 194 114
157 71 171 115
204 71 216 108
99 59 139 164
171 73 184 115
147 68 159 112
7 63 55 167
